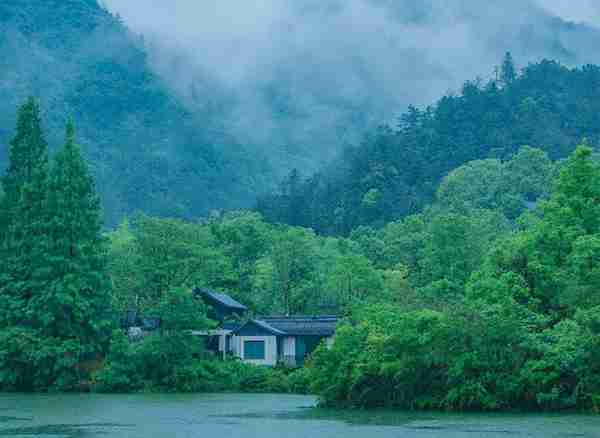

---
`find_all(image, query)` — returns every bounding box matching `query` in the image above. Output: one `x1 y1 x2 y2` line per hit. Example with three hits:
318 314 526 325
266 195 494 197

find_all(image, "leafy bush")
93 331 143 393
308 299 599 411
93 330 310 394
0 327 83 392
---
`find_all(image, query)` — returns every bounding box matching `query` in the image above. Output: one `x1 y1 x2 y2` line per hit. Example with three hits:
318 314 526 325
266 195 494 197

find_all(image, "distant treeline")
259 55 600 235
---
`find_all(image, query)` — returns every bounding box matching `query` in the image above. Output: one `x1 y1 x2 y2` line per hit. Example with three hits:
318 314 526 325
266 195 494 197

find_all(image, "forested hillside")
1 97 600 411
259 57 600 234
0 0 271 225
6 2 600 228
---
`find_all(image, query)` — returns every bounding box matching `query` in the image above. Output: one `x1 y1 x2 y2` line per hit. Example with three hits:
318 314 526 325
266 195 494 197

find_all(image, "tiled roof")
251 319 286 335
194 288 248 311
222 322 242 331
257 315 338 336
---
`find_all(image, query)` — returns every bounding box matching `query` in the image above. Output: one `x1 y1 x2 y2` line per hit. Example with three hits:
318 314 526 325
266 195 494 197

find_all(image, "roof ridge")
259 315 338 319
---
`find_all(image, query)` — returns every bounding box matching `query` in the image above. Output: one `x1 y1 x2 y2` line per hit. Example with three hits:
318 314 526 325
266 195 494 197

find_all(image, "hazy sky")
100 0 600 171
535 0 600 26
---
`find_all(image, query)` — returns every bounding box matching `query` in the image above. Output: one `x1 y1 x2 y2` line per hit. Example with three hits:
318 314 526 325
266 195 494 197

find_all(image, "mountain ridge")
0 0 272 225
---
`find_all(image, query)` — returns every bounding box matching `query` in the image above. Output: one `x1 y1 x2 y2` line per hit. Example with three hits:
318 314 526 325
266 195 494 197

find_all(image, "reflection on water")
0 393 599 438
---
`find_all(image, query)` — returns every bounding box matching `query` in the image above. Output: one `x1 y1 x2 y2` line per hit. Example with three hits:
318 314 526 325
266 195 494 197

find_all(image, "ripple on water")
0 416 33 422
0 423 133 437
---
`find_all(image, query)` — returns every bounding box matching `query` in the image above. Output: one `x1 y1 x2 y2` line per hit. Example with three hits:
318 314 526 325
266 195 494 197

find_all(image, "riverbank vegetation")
95 329 311 394
2 57 600 413
308 146 600 411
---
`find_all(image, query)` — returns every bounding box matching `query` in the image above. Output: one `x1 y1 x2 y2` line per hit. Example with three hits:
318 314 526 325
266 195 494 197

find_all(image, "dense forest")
5 1 600 228
259 55 600 234
1 96 599 411
310 145 600 410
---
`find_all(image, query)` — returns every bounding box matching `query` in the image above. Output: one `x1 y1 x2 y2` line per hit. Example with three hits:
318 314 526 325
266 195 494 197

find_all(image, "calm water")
1 393 599 437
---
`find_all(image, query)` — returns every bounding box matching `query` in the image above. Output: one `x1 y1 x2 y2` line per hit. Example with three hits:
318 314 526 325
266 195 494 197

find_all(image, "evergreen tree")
500 51 517 86
0 186 7 266
0 98 49 327
32 121 113 351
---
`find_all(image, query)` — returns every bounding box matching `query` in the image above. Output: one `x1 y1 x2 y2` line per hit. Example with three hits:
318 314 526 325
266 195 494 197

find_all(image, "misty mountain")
104 0 600 175
258 58 600 234
4 1 600 227
0 0 272 225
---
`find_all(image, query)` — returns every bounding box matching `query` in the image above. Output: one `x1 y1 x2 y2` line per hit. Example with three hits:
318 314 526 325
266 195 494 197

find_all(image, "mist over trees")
259 58 600 234
0 0 272 226
5 1 600 227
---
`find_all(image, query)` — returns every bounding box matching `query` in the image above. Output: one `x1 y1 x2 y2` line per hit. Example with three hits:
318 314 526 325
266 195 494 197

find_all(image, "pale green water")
1 393 599 437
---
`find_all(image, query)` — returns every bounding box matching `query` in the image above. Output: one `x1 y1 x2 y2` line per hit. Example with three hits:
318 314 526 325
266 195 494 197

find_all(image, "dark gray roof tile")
258 316 338 336
195 288 248 310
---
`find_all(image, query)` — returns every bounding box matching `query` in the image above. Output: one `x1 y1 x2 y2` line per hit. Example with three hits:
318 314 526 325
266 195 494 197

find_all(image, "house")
194 289 338 366
122 288 338 366
229 316 337 367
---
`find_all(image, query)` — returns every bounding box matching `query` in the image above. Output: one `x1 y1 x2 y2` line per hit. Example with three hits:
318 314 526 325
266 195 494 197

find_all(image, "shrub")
0 327 83 392
93 331 311 394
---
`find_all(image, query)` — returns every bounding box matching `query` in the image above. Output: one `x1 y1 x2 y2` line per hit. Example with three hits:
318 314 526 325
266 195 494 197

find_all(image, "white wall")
282 336 295 356
234 335 277 366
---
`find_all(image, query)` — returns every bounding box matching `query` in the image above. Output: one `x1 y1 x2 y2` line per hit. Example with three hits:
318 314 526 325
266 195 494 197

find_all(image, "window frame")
244 340 266 360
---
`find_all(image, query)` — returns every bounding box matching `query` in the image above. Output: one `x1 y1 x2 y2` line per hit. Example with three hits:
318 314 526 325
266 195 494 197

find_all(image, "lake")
1 393 599 437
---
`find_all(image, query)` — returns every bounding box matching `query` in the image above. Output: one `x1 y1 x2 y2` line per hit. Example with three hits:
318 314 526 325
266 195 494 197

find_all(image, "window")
244 340 265 360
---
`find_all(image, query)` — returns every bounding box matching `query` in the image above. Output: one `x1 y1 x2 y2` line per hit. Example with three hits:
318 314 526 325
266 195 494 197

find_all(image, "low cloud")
535 0 600 27
101 0 600 174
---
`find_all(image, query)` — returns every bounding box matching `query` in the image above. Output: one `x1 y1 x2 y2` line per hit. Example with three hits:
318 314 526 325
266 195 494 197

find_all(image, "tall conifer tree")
0 98 49 327
500 51 517 86
35 121 112 350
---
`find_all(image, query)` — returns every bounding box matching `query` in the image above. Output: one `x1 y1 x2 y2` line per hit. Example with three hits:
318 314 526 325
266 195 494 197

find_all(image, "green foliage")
91 331 142 393
309 145 600 412
0 98 50 328
0 0 271 226
259 59 600 235
0 327 83 392
2 66 600 414
108 215 234 312
436 146 554 219
36 122 112 348
380 208 509 293
471 146 600 318
210 212 270 295
310 306 451 409
327 254 383 307
0 101 112 392
270 227 319 315
154 287 212 333
95 330 310 394
418 210 510 288
105 209 399 317
95 286 212 393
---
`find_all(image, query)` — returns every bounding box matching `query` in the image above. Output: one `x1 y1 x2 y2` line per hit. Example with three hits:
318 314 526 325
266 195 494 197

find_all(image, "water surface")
0 393 598 437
